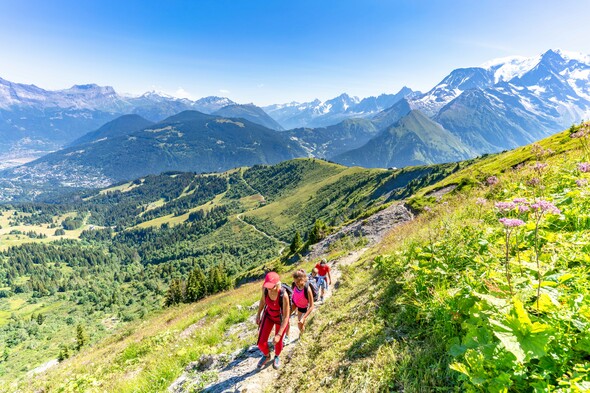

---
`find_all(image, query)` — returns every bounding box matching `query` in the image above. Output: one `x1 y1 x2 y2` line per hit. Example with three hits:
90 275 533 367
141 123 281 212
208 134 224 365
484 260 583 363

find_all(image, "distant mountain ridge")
213 104 285 131
2 48 590 196
407 49 590 152
1 111 307 191
0 78 237 155
263 87 417 129
333 110 474 168
67 114 154 147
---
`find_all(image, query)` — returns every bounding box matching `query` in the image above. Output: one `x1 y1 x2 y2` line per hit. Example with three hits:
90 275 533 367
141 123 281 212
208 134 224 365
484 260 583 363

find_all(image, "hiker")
308 267 320 284
255 271 290 369
291 269 315 334
315 258 331 302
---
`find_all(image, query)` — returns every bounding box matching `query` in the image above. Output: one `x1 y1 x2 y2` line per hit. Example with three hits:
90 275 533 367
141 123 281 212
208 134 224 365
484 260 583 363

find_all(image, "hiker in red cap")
255 271 291 369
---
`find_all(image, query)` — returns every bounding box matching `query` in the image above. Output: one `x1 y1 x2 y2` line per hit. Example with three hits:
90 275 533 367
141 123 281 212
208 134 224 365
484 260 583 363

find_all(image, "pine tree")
37 313 44 325
207 267 221 294
75 324 87 351
308 219 328 244
164 279 184 306
290 231 303 254
58 345 70 362
185 267 205 302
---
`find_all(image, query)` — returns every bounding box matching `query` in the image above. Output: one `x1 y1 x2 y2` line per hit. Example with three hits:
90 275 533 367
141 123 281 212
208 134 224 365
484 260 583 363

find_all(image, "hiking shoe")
283 335 290 346
273 355 280 369
319 296 324 302
257 354 271 369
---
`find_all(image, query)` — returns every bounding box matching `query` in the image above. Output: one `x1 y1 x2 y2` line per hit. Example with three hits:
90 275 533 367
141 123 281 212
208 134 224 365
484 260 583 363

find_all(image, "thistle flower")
513 198 528 204
495 201 516 212
486 176 499 186
578 162 590 173
531 143 544 156
499 218 525 228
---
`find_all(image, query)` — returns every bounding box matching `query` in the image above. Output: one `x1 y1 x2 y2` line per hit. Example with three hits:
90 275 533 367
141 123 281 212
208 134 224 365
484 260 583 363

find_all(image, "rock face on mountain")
213 104 285 131
3 111 307 188
333 110 474 168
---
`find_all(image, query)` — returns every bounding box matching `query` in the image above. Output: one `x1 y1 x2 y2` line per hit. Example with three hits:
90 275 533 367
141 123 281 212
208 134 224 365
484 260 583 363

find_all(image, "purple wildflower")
499 218 526 228
527 177 541 186
424 206 432 212
486 176 499 186
576 178 588 187
495 202 516 212
518 204 531 213
531 200 561 215
531 144 543 156
570 130 589 139
513 198 528 204
578 162 590 173
533 162 548 171
476 198 487 205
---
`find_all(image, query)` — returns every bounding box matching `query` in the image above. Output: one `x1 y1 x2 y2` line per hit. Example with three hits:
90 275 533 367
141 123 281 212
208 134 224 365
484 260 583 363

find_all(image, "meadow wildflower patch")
375 142 590 391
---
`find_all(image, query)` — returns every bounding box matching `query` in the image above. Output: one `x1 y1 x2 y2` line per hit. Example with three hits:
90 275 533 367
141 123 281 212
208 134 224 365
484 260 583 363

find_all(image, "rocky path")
169 203 413 393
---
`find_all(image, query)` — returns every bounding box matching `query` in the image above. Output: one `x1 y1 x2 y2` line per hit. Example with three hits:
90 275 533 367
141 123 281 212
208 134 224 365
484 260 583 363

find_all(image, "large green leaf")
490 299 552 363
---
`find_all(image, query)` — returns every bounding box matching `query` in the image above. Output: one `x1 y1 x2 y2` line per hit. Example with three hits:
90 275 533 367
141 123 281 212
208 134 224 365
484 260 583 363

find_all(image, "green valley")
0 157 463 388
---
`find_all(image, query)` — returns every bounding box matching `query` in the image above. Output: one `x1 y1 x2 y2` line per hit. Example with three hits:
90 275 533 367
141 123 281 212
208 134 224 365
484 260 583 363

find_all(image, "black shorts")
297 306 308 313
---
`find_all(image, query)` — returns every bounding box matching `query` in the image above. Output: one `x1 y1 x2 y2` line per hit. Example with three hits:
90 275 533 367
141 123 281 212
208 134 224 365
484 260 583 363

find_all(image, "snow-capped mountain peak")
482 55 542 84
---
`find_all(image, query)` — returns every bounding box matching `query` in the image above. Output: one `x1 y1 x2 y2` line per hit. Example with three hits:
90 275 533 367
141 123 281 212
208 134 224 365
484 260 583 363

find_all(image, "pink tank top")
292 285 309 308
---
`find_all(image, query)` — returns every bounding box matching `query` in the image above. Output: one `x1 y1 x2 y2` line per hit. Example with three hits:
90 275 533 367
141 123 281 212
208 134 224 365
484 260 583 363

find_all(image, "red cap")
263 272 280 289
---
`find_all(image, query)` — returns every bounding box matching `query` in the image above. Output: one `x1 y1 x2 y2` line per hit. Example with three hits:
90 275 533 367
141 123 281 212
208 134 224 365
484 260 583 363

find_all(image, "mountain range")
0 111 305 195
0 79 235 155
263 87 417 129
1 49 590 200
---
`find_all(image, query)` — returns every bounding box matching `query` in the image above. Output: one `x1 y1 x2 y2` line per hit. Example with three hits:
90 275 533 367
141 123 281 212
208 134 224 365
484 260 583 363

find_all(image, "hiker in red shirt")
315 258 332 302
255 272 290 369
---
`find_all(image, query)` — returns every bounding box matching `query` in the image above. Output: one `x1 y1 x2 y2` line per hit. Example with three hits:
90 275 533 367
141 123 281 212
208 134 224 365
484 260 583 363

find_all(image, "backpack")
293 280 319 303
265 283 293 318
305 280 319 302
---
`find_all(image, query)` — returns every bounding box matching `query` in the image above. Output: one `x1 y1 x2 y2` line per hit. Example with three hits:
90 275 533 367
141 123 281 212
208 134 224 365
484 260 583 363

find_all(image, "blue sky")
0 0 589 105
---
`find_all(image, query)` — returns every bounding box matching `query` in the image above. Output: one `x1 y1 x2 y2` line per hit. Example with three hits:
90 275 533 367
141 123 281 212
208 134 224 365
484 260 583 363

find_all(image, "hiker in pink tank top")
291 269 315 334
255 272 290 370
